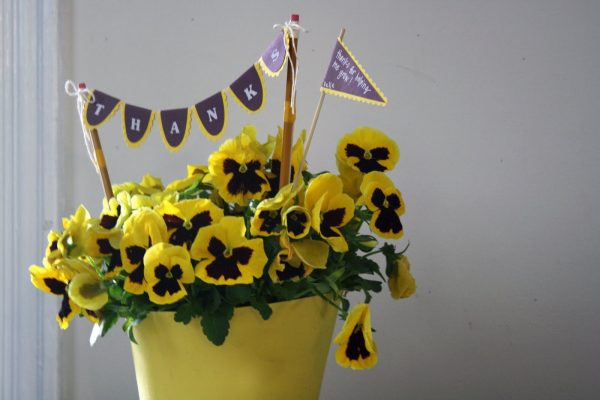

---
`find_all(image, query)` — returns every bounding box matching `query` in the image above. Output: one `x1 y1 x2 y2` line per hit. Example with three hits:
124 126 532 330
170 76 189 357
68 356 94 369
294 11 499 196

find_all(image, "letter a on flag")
320 37 387 106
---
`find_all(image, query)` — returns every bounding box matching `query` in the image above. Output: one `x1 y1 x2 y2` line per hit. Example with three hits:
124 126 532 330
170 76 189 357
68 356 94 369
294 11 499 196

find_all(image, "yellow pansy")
58 205 91 257
191 216 267 285
143 243 195 305
388 255 416 299
29 264 79 329
207 131 270 204
99 191 132 230
45 230 63 264
156 199 224 248
337 127 399 174
282 205 311 239
68 272 108 311
305 173 354 252
84 224 123 278
120 209 169 294
360 172 405 239
334 303 378 370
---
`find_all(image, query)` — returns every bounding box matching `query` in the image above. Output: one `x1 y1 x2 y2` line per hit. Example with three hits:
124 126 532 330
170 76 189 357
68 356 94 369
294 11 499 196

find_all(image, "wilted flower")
388 255 416 299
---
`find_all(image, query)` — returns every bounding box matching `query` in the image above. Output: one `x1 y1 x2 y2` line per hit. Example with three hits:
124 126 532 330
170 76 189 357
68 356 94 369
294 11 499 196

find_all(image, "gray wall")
61 1 600 399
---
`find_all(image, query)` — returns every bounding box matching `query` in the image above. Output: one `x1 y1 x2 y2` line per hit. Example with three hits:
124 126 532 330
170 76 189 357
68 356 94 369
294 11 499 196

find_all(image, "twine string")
65 80 100 174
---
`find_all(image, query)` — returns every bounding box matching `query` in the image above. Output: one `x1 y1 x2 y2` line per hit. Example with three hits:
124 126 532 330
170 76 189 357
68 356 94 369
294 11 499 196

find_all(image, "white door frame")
1 0 62 399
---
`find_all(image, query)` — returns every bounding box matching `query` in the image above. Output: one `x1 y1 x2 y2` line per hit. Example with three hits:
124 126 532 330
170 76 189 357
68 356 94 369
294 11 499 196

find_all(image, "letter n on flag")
320 37 387 106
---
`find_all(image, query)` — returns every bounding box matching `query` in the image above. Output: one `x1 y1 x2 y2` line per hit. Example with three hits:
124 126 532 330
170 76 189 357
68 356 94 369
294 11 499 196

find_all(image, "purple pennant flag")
85 90 122 128
320 39 387 106
229 64 265 113
159 108 191 151
259 31 288 77
123 104 154 147
194 91 227 139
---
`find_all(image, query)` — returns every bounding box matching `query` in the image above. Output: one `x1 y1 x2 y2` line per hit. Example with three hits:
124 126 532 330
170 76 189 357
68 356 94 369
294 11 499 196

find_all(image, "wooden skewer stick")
89 128 114 199
292 28 346 190
278 14 300 189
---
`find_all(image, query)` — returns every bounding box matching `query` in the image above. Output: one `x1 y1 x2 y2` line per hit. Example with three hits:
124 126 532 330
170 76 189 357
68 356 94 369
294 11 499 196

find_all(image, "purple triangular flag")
84 90 122 128
320 38 387 106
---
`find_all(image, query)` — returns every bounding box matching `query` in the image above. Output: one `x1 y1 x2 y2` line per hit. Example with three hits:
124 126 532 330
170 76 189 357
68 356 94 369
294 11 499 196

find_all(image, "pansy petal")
68 272 108 311
290 239 329 269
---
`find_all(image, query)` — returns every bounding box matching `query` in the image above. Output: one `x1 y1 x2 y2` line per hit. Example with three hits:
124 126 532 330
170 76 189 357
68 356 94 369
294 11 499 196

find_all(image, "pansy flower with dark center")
99 191 131 230
191 216 267 285
143 243 195 305
283 206 311 239
336 127 399 174
84 225 123 278
334 303 378 370
207 131 270 204
45 230 63 264
305 173 355 253
156 199 224 249
250 183 305 237
30 263 80 329
360 172 405 239
120 209 169 294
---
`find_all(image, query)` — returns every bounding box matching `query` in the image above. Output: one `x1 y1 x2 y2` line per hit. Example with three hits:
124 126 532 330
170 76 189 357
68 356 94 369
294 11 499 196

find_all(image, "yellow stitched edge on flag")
320 38 388 107
193 91 229 142
258 30 289 78
158 107 193 152
83 90 124 129
228 63 267 114
121 106 155 148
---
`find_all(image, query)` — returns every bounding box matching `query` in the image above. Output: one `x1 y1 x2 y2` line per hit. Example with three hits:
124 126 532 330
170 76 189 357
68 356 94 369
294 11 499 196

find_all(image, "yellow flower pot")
131 295 338 400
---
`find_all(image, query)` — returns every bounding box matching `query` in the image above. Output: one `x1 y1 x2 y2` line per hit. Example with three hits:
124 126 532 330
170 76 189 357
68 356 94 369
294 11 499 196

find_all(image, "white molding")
1 0 62 399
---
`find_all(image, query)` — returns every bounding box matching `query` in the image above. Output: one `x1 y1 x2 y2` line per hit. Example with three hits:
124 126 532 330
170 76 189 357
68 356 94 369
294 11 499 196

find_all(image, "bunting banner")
320 37 387 106
193 91 228 140
258 30 289 77
84 90 123 128
159 108 193 151
78 29 290 151
229 64 266 113
122 104 154 147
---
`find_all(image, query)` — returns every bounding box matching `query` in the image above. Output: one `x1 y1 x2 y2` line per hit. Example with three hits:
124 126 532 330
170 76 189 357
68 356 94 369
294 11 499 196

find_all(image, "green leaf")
201 303 234 346
224 285 252 305
174 302 194 324
100 309 119 337
250 297 272 320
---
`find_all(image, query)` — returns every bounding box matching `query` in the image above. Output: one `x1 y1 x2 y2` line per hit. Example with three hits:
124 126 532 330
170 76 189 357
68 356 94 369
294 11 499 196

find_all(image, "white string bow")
65 80 100 173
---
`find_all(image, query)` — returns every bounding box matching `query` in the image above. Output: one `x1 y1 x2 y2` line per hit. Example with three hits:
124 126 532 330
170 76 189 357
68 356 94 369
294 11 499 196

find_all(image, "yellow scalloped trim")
228 63 267 114
83 90 123 129
121 106 155 148
258 30 289 78
158 107 193 152
320 38 388 107
193 91 229 142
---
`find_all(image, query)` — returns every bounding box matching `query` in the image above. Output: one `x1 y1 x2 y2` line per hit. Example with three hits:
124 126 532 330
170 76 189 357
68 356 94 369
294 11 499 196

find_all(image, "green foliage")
201 302 234 346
